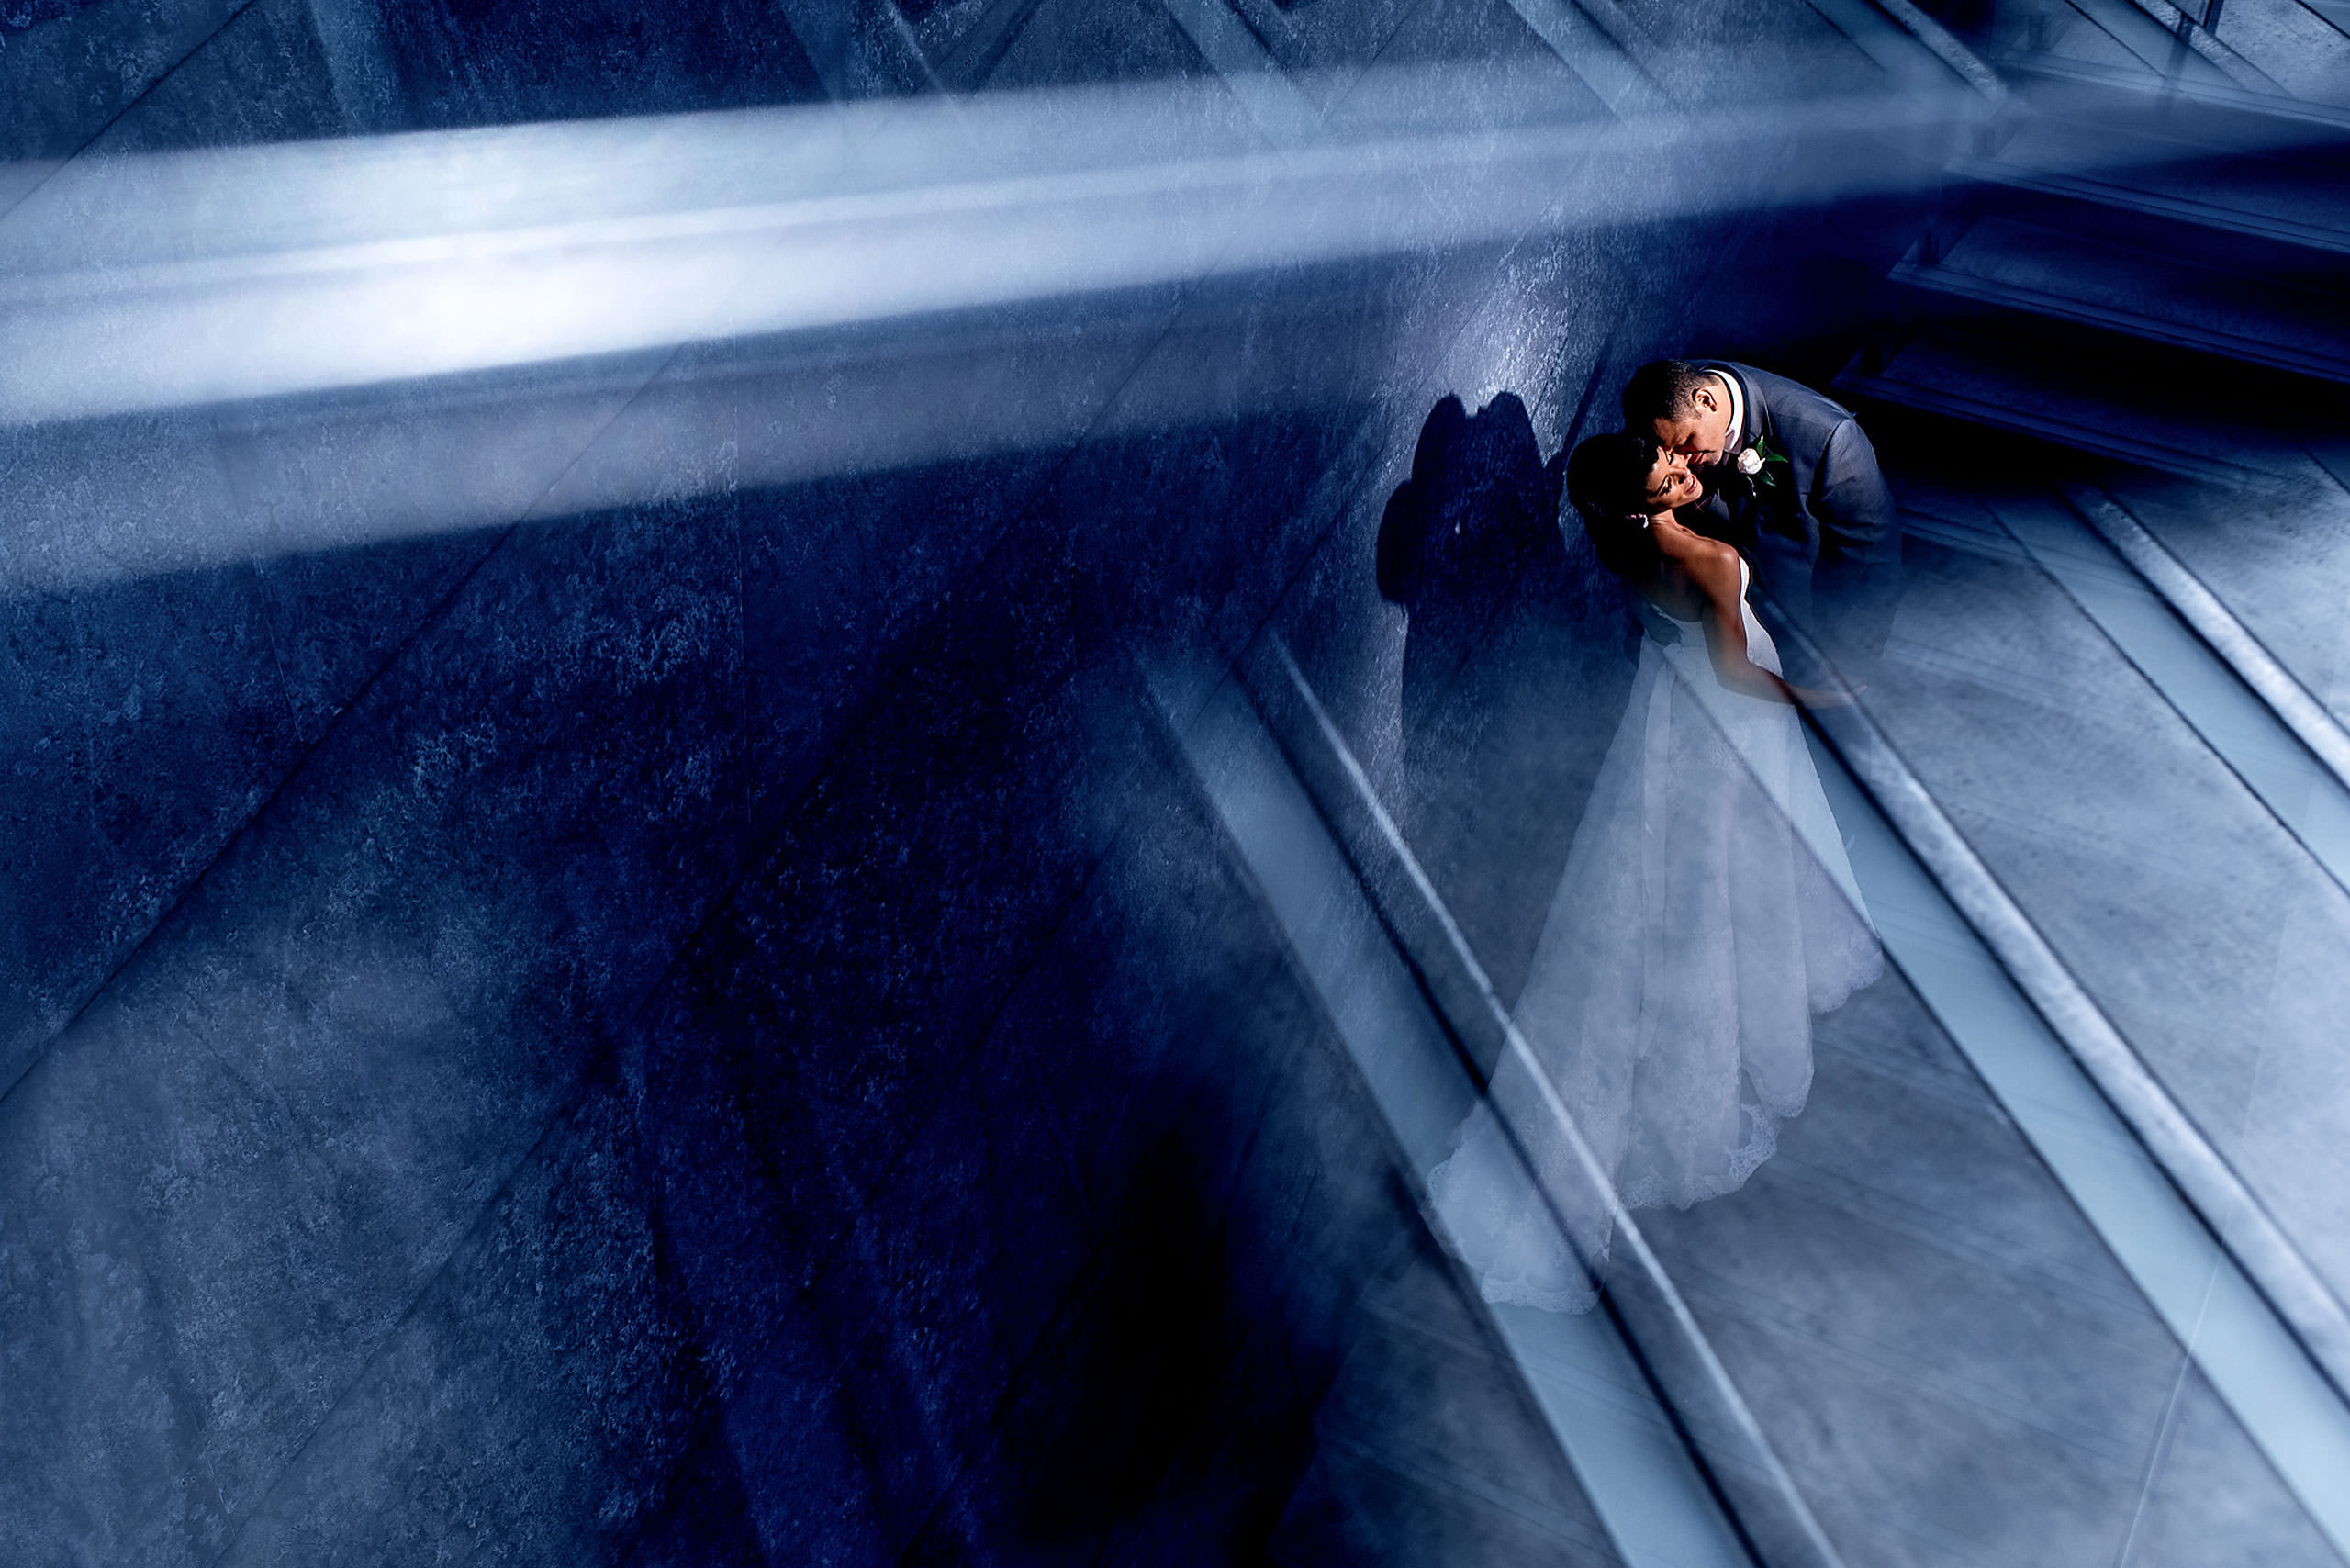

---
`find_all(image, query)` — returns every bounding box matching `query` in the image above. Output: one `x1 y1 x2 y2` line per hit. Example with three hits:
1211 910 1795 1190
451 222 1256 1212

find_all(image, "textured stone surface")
32 0 2309 1562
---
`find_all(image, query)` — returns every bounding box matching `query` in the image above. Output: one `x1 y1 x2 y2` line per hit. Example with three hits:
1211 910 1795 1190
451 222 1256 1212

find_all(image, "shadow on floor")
1376 392 1634 1014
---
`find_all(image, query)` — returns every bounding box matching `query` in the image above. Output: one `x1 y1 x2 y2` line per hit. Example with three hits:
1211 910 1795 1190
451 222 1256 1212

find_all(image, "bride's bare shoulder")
1674 533 1741 592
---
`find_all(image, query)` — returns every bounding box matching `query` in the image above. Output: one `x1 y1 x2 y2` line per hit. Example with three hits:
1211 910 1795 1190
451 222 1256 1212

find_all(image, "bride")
1427 431 1882 1312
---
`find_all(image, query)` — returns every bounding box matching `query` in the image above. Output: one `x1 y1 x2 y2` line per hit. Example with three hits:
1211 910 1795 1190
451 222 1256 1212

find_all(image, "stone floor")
6 0 2349 1561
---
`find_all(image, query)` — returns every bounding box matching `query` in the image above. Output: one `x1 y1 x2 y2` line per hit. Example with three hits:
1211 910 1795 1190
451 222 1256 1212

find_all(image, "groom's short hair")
1621 360 1715 426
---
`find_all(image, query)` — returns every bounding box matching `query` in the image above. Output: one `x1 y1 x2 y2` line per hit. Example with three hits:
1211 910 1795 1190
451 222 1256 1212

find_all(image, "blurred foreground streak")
0 62 1985 588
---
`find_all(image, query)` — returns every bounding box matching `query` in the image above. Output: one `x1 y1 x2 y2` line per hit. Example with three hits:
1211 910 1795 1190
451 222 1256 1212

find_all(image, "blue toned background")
12 0 2344 1562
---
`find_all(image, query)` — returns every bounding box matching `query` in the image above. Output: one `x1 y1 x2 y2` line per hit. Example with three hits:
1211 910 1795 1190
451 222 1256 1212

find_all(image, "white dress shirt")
1713 366 1746 462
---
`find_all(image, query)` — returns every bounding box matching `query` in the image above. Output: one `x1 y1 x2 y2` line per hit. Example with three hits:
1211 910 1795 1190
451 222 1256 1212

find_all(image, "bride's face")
1639 449 1703 516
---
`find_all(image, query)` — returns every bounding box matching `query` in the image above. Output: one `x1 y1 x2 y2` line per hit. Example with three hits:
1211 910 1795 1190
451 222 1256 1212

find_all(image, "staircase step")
1835 320 2329 487
1891 216 2350 384
1634 979 2218 1568
2056 0 2245 87
1272 1255 1628 1567
2090 467 2350 733
1955 66 2350 260
2175 0 2350 110
1796 0 1967 92
1960 155 2350 262
1818 454 2350 1372
1972 4 2200 84
1986 29 2350 128
1795 625 2350 1557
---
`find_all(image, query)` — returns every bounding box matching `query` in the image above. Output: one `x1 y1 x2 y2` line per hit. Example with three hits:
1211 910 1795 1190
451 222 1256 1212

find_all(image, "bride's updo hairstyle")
1567 431 1665 580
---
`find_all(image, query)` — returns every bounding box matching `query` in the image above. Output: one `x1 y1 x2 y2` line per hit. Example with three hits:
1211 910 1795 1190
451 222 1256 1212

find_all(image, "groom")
1622 359 1902 687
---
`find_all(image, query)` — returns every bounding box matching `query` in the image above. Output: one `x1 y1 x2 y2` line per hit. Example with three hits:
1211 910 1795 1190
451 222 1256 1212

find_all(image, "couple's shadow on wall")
1377 391 1634 1011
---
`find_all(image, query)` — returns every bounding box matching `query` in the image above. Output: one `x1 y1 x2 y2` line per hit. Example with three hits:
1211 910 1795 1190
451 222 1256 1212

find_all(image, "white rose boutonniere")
1733 436 1791 493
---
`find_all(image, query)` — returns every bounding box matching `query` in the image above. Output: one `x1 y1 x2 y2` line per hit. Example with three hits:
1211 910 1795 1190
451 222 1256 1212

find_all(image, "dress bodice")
1649 554 1781 680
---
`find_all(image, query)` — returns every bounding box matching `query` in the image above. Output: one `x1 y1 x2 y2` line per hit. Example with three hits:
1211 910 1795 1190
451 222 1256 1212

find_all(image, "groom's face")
1650 382 1734 470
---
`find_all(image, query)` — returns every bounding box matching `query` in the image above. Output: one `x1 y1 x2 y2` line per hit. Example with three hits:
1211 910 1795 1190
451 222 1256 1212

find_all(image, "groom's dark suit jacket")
1691 360 1901 683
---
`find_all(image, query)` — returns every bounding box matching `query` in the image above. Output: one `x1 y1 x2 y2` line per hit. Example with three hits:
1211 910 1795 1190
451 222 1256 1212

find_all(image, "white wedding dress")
1427 557 1882 1311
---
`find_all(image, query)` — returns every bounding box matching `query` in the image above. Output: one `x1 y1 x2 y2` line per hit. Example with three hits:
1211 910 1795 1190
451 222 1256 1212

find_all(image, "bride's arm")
1687 547 1804 705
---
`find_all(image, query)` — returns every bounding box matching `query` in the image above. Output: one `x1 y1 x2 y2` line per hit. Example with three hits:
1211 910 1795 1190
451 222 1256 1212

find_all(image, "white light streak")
0 63 1979 427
